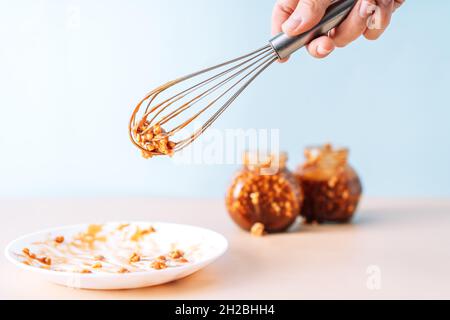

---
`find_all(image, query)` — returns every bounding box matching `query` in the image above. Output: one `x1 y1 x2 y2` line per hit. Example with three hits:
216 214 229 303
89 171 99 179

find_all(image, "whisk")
129 0 356 158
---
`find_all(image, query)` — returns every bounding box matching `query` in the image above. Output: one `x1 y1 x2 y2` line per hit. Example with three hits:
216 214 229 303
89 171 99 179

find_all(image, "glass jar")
295 144 362 223
226 152 303 233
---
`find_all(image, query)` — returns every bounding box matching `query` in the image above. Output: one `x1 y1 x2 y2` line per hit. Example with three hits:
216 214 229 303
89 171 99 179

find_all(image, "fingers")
282 0 331 37
272 0 404 60
331 0 376 48
364 0 394 40
306 36 335 58
272 0 299 35
272 0 301 62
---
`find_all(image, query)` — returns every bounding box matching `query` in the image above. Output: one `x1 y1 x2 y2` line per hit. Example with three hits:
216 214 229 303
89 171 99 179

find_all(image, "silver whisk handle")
269 0 357 59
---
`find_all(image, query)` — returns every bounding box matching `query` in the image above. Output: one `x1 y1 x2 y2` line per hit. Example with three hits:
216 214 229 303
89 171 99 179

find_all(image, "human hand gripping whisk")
129 0 404 158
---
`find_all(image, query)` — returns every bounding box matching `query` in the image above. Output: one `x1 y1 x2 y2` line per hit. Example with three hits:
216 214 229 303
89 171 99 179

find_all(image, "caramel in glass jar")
295 144 362 223
226 152 303 233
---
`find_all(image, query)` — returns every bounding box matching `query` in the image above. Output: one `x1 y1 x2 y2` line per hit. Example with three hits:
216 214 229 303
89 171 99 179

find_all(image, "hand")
271 0 405 60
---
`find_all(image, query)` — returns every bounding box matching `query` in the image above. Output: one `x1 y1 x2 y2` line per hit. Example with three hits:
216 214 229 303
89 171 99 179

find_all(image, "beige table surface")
0 197 449 300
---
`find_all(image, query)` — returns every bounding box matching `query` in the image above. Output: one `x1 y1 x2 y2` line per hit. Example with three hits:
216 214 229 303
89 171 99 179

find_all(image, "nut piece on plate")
129 252 141 263
22 248 51 265
168 249 184 259
118 267 130 274
38 256 52 265
151 260 167 270
54 236 64 244
22 248 36 259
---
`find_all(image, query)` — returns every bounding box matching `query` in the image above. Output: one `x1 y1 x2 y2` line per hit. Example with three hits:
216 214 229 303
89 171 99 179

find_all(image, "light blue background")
0 0 449 198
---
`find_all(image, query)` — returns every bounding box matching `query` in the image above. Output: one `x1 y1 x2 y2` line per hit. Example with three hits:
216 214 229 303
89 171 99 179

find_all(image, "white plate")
5 222 228 290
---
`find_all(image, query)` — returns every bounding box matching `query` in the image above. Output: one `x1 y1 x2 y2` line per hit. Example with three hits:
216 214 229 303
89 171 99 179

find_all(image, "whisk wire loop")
129 45 277 156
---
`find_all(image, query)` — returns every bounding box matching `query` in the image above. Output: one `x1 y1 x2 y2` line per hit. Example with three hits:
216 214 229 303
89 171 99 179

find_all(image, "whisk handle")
269 0 357 59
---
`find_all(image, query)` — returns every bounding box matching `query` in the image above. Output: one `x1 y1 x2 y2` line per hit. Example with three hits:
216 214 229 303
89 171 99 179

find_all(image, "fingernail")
282 16 302 33
380 0 393 6
328 28 336 38
359 0 375 18
367 15 378 30
317 46 332 56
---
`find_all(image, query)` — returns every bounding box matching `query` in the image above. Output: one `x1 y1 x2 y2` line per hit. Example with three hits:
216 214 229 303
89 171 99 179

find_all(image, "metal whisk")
130 0 356 157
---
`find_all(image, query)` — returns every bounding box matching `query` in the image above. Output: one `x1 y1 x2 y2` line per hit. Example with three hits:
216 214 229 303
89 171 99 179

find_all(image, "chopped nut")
145 143 155 151
129 252 141 263
168 250 184 259
250 192 259 205
22 248 36 259
141 150 153 159
145 132 154 141
271 202 281 214
80 269 92 274
157 255 167 261
118 267 130 274
54 236 64 244
37 256 52 265
178 257 189 263
328 176 338 188
134 122 176 158
151 261 167 270
22 248 51 265
92 262 102 268
250 222 265 237
285 201 292 208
